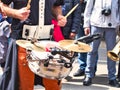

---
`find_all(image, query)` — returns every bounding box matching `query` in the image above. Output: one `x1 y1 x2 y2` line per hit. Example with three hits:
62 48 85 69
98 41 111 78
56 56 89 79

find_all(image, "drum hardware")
50 47 73 60
29 38 38 44
107 41 120 61
43 59 50 67
26 40 75 80
26 49 32 60
50 28 54 41
26 49 42 62
50 47 74 68
58 34 101 53
57 59 66 63
16 40 45 52
43 55 55 67
24 28 29 36
75 33 102 44
58 40 92 53
64 62 72 68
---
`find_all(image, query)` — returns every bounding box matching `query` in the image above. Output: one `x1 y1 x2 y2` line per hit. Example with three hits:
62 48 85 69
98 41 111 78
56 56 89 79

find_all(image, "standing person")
61 0 81 40
117 61 120 82
0 0 67 90
73 0 87 77
0 1 30 70
74 0 98 77
83 0 120 88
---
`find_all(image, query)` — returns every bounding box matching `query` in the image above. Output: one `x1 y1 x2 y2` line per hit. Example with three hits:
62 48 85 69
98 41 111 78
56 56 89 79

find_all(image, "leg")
117 61 120 81
73 53 87 76
78 53 87 71
105 28 120 87
74 25 87 76
43 78 61 90
85 26 102 78
18 46 35 90
83 26 102 86
105 28 116 80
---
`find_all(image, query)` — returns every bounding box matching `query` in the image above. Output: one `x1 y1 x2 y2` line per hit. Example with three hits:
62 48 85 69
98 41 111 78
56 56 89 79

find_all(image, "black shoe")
108 79 120 88
117 76 120 82
118 78 120 82
73 69 85 77
83 77 92 86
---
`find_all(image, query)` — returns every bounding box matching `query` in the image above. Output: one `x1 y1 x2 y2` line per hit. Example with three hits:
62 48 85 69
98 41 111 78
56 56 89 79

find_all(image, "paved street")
0 41 120 90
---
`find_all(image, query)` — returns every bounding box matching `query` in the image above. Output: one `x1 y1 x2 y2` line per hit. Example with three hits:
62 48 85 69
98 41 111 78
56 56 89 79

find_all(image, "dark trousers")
118 61 120 78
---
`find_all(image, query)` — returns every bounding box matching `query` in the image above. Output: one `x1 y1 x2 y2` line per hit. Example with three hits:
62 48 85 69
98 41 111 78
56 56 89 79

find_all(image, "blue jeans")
85 26 117 80
77 25 87 71
78 53 87 71
77 25 98 72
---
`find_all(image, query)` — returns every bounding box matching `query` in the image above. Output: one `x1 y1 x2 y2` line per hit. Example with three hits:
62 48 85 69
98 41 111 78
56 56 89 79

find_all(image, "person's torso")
1 0 57 29
90 0 119 28
61 0 81 38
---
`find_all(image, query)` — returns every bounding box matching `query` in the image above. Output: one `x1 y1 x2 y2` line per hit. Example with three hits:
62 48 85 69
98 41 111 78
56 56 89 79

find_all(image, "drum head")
34 40 60 51
27 40 73 80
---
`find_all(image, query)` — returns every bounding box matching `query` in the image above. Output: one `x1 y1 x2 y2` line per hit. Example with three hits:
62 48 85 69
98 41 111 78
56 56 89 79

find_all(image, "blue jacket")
61 0 81 39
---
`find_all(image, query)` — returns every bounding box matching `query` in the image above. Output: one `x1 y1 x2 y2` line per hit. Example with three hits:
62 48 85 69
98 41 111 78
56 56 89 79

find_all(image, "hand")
57 15 67 27
69 32 76 39
84 27 90 35
14 7 30 21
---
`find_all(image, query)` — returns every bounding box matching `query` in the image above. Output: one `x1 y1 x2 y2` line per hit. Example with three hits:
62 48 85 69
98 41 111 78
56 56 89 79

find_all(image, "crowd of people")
0 0 120 90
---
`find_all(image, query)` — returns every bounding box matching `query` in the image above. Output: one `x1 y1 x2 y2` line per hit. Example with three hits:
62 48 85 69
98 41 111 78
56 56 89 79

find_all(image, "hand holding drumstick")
19 0 31 21
57 3 79 27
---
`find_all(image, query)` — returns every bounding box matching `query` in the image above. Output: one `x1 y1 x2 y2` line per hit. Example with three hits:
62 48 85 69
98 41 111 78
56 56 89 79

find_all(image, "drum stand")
50 47 75 68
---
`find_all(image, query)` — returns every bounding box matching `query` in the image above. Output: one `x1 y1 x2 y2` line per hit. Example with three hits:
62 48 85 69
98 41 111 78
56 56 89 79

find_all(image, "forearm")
0 3 17 17
0 1 30 20
52 5 67 27
52 6 63 20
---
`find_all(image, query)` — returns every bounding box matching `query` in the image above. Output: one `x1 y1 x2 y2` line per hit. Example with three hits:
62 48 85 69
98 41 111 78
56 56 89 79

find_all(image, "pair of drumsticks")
26 0 79 18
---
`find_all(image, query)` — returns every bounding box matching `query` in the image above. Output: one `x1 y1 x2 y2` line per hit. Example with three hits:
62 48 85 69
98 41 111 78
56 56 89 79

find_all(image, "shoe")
118 78 120 82
108 79 120 88
117 76 120 82
73 69 85 77
83 76 92 86
73 52 78 57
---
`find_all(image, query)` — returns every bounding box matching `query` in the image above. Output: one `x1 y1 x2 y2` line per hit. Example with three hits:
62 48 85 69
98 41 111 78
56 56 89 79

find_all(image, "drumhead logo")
44 68 55 72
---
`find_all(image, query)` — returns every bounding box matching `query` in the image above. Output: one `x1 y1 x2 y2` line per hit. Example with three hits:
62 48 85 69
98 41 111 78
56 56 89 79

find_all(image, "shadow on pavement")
92 74 108 85
62 83 109 90
62 74 110 90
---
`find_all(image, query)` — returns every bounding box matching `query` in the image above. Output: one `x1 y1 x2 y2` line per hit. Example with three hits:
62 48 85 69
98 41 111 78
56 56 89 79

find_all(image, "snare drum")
27 41 73 80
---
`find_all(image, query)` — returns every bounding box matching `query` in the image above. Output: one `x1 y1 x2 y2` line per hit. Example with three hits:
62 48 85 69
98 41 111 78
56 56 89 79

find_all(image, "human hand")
69 32 76 39
14 7 30 21
84 27 90 35
57 15 67 27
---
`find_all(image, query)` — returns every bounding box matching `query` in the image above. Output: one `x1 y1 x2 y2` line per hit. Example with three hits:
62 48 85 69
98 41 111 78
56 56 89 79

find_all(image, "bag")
0 20 11 63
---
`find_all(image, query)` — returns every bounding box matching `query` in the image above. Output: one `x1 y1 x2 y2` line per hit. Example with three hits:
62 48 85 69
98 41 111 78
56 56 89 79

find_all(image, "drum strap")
34 0 45 38
22 0 54 39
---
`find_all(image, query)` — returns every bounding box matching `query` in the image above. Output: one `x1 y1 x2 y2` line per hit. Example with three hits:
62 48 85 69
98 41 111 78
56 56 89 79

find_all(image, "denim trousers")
77 25 98 71
77 25 87 71
85 26 117 80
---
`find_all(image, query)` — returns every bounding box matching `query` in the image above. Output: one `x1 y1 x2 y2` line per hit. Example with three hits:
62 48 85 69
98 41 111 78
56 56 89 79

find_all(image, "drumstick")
26 0 31 10
65 3 79 18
